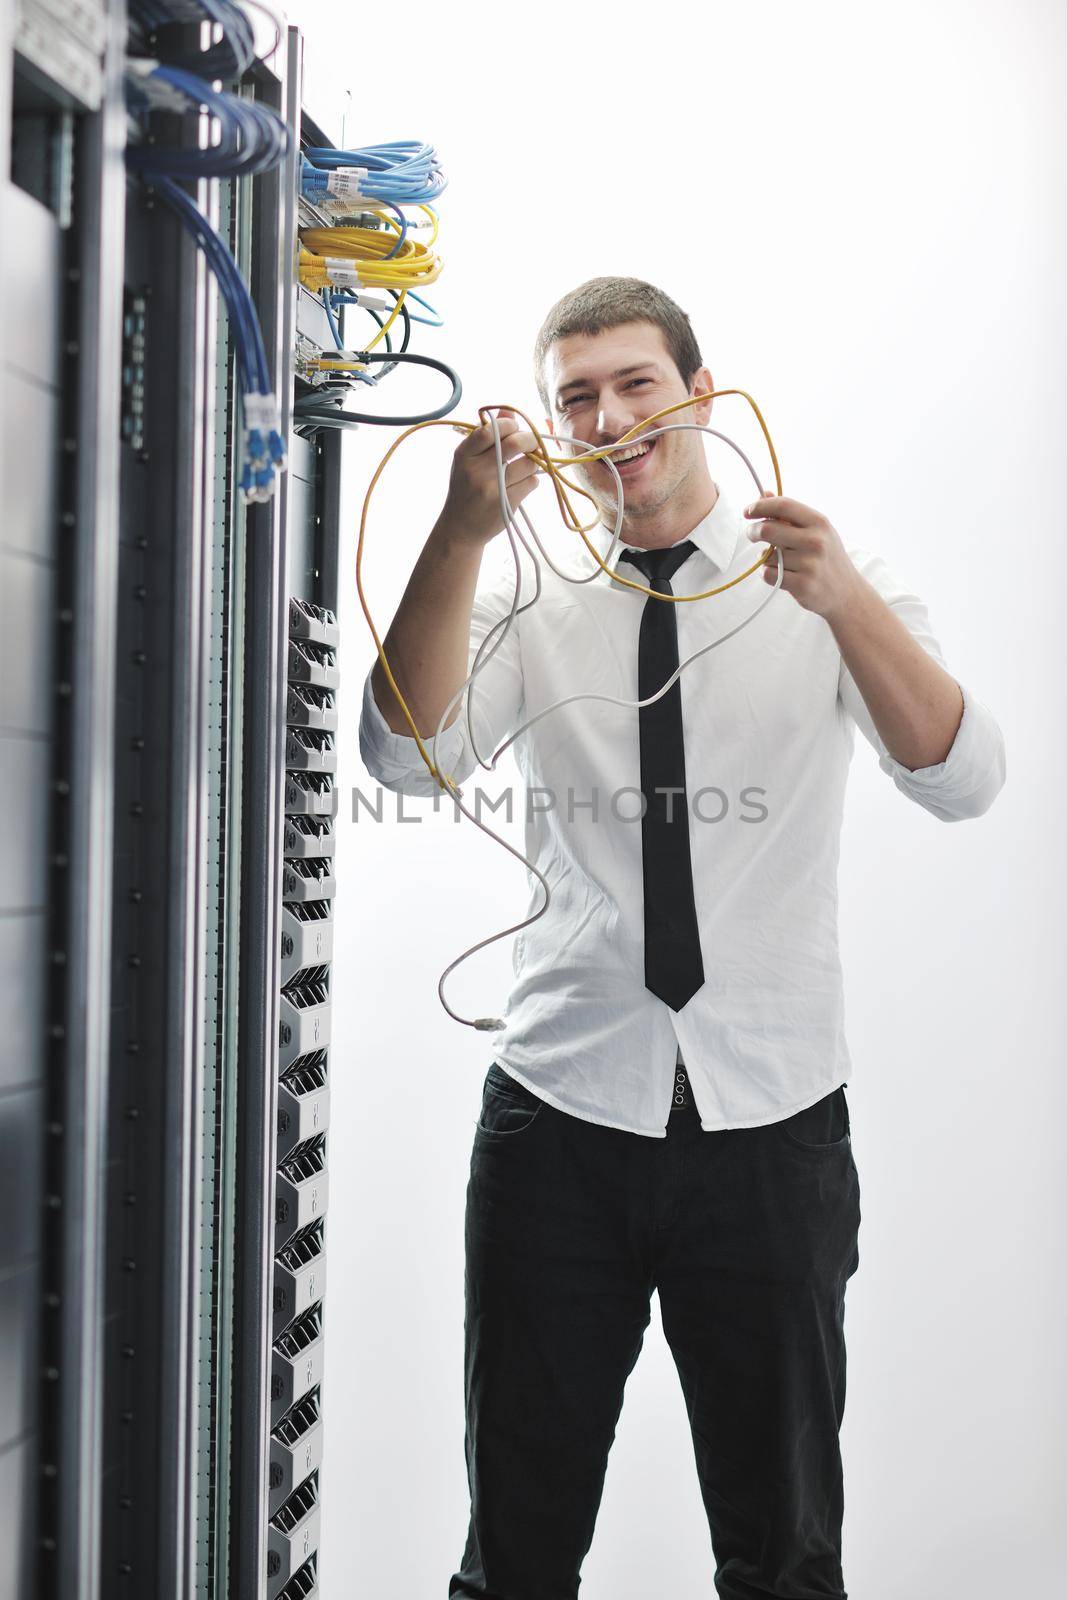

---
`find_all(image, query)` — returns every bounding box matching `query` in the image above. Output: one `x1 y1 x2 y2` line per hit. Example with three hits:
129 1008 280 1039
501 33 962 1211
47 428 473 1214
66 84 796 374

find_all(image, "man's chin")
598 485 670 521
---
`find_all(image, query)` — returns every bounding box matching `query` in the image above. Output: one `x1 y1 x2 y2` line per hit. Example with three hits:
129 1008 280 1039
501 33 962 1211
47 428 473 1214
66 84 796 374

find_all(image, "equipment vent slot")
290 640 333 669
280 1058 328 1095
283 857 334 888
287 771 331 796
289 596 340 649
271 1472 319 1535
287 639 339 689
283 972 329 1011
276 1556 318 1599
280 1050 328 1083
274 1305 323 1361
283 816 335 858
282 971 329 1008
286 682 336 723
273 1389 321 1448
278 1137 326 1188
290 596 337 629
285 858 331 878
277 1220 325 1275
287 727 332 753
286 898 330 923
285 726 337 774
283 771 337 818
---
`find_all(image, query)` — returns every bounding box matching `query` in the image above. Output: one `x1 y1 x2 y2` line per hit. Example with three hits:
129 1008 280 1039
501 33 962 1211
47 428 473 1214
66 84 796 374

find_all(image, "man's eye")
562 380 650 411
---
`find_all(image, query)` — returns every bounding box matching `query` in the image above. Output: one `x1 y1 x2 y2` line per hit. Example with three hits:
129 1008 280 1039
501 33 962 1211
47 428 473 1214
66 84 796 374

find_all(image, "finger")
503 456 541 484
487 427 543 461
743 495 819 526
468 414 523 454
747 516 817 548
759 547 796 572
763 561 792 584
762 548 797 578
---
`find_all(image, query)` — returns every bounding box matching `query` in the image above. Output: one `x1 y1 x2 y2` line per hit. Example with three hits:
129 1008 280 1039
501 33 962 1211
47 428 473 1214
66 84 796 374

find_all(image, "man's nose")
595 396 638 442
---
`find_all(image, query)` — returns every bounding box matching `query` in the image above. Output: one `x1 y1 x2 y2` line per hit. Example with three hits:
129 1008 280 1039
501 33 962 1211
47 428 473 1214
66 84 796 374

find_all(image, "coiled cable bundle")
298 219 442 299
294 147 461 431
300 140 446 208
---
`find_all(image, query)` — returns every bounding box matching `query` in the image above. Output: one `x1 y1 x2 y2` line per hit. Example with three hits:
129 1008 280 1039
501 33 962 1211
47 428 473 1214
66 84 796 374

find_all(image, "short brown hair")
533 276 704 415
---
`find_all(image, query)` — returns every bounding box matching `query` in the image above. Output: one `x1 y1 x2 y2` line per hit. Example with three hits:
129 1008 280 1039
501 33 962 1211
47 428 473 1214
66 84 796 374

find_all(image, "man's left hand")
743 496 861 624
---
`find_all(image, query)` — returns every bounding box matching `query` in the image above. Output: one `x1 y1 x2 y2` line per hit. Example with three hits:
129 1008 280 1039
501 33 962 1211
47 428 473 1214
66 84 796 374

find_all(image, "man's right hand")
439 407 543 547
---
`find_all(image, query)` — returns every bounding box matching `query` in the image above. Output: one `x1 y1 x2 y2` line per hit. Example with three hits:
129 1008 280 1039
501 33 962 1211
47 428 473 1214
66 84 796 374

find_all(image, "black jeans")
449 1062 861 1600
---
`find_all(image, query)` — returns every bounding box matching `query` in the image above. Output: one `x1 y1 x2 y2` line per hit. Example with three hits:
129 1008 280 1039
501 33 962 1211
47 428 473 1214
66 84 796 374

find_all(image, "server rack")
3 9 346 1596
4 3 125 1596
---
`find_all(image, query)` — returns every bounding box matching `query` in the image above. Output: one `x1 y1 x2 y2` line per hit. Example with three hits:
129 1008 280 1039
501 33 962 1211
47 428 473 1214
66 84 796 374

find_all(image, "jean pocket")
477 1063 547 1138
776 1085 850 1153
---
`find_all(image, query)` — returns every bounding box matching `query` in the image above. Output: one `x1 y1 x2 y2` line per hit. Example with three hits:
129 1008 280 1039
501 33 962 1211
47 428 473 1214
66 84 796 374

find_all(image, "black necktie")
618 541 706 1011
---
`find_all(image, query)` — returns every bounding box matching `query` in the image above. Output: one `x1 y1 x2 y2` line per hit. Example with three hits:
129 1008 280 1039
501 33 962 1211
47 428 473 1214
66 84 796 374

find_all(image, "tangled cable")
356 388 786 1029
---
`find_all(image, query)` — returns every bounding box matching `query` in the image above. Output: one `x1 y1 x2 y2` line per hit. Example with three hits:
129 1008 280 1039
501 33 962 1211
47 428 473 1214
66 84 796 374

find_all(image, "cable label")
326 168 371 200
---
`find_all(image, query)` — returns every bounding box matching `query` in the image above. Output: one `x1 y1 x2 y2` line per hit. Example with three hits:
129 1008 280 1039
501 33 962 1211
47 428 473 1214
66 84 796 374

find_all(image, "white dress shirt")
359 484 1006 1136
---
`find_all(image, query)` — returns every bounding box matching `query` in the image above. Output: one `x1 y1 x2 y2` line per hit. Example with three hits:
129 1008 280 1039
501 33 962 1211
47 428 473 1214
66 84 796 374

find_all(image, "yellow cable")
302 206 440 350
299 207 442 294
357 388 783 791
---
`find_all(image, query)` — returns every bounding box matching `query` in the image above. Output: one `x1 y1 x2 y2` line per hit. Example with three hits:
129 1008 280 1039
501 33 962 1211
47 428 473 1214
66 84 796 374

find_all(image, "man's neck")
603 480 720 550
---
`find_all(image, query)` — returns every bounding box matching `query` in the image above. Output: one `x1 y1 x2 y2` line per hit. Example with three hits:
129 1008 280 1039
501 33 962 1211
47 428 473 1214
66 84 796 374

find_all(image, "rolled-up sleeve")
358 562 526 797
837 548 1006 822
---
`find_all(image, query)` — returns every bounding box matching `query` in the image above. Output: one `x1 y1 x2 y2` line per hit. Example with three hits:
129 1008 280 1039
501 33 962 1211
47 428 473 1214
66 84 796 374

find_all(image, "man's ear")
690 366 715 427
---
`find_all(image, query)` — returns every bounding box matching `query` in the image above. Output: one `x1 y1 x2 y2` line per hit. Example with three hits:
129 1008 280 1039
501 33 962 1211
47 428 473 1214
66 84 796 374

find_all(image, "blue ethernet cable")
321 288 344 350
129 0 256 77
126 64 289 178
399 290 442 327
300 140 446 206
317 291 385 384
150 176 287 500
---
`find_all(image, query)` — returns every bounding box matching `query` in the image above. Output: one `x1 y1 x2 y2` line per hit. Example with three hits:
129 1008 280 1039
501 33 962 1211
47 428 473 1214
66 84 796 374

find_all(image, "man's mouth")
600 436 658 478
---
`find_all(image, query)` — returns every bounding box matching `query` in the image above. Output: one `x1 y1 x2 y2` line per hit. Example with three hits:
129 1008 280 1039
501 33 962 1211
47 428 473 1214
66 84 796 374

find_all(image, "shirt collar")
590 483 745 579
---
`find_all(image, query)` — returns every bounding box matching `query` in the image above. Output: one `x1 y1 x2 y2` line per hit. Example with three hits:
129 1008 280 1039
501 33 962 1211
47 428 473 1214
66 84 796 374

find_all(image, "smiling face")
542 319 717 546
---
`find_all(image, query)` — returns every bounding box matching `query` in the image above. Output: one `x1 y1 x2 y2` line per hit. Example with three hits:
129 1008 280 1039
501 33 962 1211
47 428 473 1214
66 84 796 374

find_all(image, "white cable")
433 410 784 1032
472 420 780 771
435 422 629 781
434 413 619 1029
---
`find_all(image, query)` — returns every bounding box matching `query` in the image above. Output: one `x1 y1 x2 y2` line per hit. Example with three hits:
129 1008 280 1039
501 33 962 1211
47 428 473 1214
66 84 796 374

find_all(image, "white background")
288 2 1064 1593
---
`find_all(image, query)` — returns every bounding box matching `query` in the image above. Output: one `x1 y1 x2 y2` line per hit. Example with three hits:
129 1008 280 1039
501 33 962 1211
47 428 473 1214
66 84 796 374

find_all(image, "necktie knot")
619 539 697 588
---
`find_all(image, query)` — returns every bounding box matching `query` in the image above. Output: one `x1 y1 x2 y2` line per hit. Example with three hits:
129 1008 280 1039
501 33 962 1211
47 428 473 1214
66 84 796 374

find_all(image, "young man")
358 277 1006 1599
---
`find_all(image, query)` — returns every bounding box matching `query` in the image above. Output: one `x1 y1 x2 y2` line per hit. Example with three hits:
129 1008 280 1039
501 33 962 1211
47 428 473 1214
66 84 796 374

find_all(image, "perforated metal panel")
266 596 338 1600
